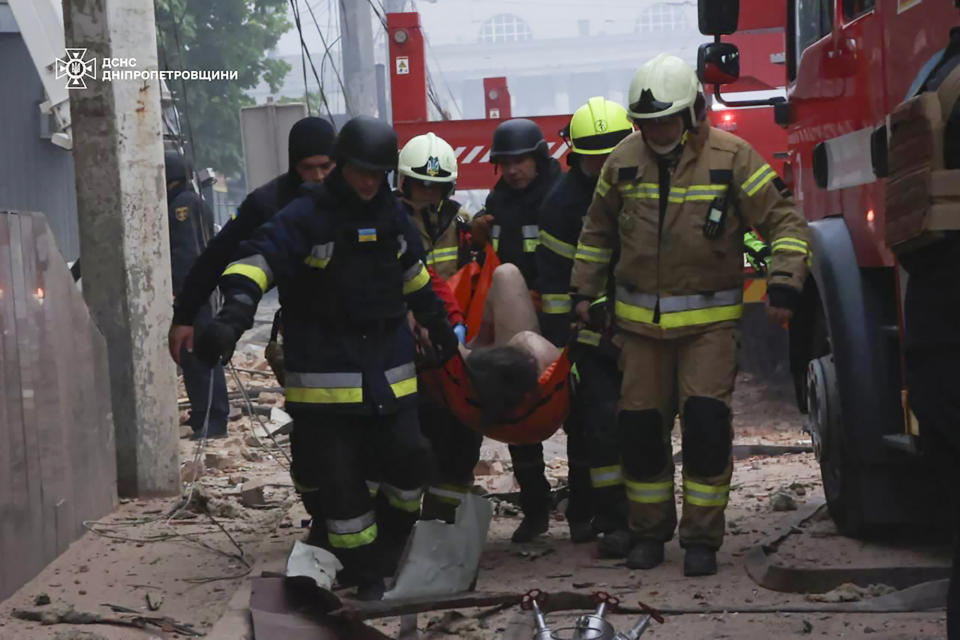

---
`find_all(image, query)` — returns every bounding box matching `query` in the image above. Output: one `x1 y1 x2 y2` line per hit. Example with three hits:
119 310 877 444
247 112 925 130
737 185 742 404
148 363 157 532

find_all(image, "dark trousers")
509 443 552 517
180 304 229 434
420 401 483 522
290 408 433 583
570 347 627 525
906 348 960 639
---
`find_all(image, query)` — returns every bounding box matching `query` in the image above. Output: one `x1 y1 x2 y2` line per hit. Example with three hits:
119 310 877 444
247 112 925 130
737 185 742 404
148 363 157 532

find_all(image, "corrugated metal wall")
0 27 80 261
0 210 117 602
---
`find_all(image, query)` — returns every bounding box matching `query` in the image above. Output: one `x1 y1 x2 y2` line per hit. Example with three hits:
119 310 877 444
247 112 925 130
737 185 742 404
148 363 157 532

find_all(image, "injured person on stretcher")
417 262 574 445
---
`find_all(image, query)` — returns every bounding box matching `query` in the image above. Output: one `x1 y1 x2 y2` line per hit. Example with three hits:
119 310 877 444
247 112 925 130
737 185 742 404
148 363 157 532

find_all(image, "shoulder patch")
617 166 639 182
709 169 734 184
175 206 190 222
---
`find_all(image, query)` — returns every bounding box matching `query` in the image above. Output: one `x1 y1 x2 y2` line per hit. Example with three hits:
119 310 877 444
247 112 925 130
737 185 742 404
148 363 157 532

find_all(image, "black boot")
597 529 635 558
683 545 717 577
626 540 664 570
568 520 596 544
355 577 385 601
511 511 550 543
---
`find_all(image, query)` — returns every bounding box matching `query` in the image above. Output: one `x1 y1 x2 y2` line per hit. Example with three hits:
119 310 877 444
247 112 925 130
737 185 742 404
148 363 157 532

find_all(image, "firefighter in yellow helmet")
570 54 810 576
537 97 633 543
394 132 480 524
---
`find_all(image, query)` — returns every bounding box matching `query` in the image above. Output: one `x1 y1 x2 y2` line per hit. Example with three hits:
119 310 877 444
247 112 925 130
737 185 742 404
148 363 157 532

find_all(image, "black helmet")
489 118 548 163
164 150 189 183
333 116 398 172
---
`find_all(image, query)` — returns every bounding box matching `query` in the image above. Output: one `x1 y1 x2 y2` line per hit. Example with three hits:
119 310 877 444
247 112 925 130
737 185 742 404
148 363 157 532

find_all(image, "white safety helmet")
627 54 703 124
398 132 458 187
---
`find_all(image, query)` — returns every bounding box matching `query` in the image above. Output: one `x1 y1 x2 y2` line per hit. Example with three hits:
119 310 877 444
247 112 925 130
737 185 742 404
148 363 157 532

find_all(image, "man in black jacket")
471 118 562 543
537 98 633 543
168 117 336 368
166 151 230 438
193 117 457 601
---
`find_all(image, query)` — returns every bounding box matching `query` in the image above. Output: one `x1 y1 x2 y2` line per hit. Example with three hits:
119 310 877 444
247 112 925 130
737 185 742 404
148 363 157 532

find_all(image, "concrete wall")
0 210 116 601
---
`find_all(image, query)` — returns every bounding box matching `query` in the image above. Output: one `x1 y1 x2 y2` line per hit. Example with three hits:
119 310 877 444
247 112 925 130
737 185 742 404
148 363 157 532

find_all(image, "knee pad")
682 396 732 477
618 409 669 477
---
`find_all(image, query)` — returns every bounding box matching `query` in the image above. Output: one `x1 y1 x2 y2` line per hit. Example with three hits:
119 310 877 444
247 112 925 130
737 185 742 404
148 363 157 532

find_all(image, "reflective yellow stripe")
328 523 378 549
382 484 423 513
683 479 730 508
542 293 573 315
575 242 613 264
402 262 431 295
621 182 659 200
286 386 363 404
615 287 744 328
223 258 272 293
625 479 674 504
327 511 378 549
303 256 330 268
366 481 381 497
523 238 539 252
596 177 612 197
426 246 459 265
539 229 576 259
590 465 624 488
385 363 417 399
742 164 777 196
492 238 499 251
576 329 601 346
771 237 809 255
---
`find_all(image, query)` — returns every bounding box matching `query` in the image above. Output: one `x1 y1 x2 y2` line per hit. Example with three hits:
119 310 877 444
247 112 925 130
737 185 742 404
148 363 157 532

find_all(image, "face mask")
646 135 683 156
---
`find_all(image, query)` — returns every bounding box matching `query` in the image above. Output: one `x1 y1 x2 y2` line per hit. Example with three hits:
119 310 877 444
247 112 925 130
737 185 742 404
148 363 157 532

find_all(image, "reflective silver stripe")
491 225 501 239
285 371 363 388
382 484 423 502
575 243 613 264
522 224 539 239
233 293 255 306
398 234 408 257
658 288 743 313
326 510 376 534
365 481 381 495
590 466 623 487
403 262 423 281
225 254 274 288
615 286 658 310
616 286 743 313
310 242 334 260
384 362 417 384
428 486 468 500
539 229 576 259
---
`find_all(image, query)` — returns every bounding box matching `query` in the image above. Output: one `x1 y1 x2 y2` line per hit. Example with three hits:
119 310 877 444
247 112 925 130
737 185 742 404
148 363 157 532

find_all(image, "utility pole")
338 0 378 116
63 0 180 497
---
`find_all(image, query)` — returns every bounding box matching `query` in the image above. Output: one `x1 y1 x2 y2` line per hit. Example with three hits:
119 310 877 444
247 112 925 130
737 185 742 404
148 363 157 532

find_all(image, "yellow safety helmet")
567 97 634 155
627 54 703 123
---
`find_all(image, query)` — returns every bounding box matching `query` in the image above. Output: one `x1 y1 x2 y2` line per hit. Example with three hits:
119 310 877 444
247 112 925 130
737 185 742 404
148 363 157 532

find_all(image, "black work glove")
422 315 459 364
193 320 239 367
767 285 801 314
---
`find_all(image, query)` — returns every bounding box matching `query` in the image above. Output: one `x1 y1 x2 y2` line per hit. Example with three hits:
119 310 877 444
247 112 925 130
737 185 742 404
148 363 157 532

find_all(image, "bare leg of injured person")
464 263 558 542
465 263 560 374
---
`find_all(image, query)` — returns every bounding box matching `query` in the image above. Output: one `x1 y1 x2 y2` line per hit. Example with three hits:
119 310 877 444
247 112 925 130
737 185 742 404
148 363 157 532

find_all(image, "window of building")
478 13 533 44
635 3 690 33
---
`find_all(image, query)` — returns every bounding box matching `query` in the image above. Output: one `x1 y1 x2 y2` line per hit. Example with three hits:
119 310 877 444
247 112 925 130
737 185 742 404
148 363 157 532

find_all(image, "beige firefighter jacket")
405 198 472 280
570 122 810 339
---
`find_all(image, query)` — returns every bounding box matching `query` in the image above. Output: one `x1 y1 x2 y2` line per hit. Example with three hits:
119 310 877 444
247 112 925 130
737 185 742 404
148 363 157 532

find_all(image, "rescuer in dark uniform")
167 117 336 377
471 118 562 543
193 116 458 601
537 97 634 543
165 150 229 439
900 27 960 638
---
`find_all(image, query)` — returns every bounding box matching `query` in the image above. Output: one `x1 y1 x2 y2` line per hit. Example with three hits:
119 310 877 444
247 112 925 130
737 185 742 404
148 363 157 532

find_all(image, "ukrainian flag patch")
358 228 377 243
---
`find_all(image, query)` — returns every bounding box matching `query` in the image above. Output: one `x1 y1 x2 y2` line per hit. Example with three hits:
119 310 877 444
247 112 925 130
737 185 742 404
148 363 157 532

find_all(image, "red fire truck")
698 0 959 534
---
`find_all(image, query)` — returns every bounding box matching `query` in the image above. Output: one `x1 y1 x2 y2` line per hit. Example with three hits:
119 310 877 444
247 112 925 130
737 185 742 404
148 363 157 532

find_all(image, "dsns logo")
55 48 97 90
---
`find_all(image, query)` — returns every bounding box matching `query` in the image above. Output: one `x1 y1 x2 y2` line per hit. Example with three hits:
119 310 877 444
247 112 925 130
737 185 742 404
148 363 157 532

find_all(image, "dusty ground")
0 324 948 639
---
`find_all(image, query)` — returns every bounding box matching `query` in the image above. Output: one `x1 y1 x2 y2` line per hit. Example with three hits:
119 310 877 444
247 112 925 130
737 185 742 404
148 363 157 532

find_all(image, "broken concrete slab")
241 481 268 508
285 540 342 591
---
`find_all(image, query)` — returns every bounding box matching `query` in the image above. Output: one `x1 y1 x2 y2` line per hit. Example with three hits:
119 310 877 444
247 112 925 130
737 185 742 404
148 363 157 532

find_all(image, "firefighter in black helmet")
471 118 562 543
194 116 457 601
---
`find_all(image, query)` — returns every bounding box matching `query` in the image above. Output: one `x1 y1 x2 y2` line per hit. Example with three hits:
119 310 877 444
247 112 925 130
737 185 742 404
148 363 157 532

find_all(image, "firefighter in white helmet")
571 54 811 576
395 132 480 524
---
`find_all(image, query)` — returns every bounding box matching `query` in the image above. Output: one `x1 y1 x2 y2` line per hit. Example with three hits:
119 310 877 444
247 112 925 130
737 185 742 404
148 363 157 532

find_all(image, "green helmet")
398 132 458 185
567 97 633 155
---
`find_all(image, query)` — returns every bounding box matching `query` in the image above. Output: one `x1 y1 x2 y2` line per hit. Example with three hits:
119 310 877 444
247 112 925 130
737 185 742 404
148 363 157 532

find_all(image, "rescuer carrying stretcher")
571 54 811 577
193 116 459 601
